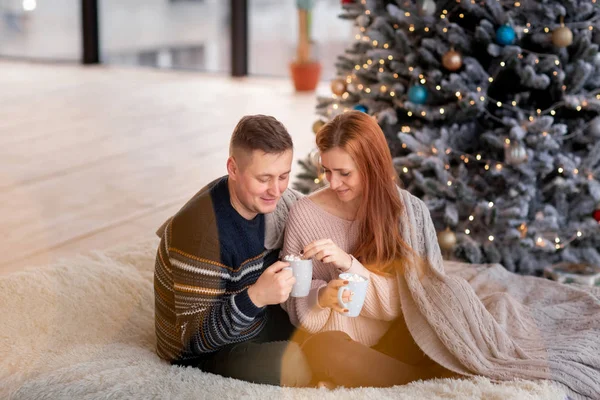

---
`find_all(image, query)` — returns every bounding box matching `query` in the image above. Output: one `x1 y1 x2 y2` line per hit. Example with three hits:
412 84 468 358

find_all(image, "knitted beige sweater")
277 188 600 400
281 196 400 346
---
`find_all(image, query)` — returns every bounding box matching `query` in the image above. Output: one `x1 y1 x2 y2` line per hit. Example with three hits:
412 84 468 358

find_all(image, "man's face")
228 149 293 216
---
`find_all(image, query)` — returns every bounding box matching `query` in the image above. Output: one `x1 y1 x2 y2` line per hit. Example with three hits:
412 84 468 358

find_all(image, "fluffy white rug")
0 238 566 400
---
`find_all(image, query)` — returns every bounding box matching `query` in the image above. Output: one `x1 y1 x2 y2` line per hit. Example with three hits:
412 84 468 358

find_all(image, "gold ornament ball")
442 50 463 71
552 26 573 48
437 228 457 251
330 78 347 96
312 119 326 134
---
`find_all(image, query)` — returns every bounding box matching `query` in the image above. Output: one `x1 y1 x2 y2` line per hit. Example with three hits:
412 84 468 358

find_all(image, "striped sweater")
154 177 298 364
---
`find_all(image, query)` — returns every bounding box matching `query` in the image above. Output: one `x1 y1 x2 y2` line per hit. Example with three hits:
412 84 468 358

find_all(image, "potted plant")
290 0 321 91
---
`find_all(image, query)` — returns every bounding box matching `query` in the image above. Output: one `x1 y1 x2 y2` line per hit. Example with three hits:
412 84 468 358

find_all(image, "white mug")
283 259 313 297
337 272 368 317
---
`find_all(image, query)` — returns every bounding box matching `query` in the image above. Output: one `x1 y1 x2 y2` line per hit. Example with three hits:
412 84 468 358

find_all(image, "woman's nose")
329 176 341 189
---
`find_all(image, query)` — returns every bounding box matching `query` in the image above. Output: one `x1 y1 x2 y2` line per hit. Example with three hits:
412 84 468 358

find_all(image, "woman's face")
320 147 363 203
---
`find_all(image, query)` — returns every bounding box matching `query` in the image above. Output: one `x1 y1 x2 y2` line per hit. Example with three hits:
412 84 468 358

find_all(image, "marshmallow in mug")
345 273 366 282
283 254 304 261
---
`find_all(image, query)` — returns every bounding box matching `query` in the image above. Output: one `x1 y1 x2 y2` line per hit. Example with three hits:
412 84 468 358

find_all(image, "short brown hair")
229 115 293 156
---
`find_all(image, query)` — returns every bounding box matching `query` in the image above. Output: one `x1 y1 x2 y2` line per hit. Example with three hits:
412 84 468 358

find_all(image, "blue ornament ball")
496 25 516 46
408 85 428 104
353 104 368 113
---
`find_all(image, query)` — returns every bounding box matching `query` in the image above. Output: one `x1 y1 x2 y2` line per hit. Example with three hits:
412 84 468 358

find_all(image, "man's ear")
226 156 237 180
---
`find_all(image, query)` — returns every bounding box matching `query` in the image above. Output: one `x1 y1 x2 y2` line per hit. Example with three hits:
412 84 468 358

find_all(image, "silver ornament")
504 141 528 165
357 14 370 28
535 211 545 221
587 117 600 138
417 0 436 17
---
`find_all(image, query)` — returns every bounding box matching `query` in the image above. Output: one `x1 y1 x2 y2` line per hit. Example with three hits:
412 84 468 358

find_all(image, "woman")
282 111 600 398
281 110 456 387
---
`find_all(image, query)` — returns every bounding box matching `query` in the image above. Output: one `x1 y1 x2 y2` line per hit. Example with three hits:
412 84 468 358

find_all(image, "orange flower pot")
290 61 321 92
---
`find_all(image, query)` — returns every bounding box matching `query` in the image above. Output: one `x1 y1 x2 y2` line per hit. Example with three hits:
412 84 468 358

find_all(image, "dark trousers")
195 305 312 387
299 316 458 388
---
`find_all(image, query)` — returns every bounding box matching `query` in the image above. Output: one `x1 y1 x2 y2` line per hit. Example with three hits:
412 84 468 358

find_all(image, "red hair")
316 111 413 275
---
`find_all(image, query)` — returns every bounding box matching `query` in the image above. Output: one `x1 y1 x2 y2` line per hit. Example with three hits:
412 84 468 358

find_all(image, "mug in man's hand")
283 255 313 297
337 272 368 317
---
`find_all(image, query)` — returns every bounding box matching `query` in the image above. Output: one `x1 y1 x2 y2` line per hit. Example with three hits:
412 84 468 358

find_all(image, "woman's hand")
318 279 353 313
303 239 352 271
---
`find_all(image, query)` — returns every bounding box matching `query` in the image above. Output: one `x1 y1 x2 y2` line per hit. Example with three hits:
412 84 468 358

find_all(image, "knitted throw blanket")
396 189 600 400
267 188 600 399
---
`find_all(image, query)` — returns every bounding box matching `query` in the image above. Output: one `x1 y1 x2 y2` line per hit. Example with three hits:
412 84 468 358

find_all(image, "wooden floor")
0 62 320 275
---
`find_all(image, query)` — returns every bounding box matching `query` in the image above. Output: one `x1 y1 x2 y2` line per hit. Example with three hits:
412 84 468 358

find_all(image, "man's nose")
269 180 281 197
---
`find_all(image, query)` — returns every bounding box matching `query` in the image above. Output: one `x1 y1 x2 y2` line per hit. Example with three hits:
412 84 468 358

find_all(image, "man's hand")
317 279 352 313
248 261 295 308
303 239 352 271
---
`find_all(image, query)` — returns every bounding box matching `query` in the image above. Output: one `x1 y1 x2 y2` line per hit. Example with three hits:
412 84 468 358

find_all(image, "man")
153 115 311 386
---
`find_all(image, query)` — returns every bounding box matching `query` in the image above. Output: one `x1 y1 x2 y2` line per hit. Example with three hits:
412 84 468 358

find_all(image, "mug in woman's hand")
337 272 368 317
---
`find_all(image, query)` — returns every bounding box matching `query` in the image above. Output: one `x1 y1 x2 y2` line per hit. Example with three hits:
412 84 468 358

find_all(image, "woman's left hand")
302 239 352 271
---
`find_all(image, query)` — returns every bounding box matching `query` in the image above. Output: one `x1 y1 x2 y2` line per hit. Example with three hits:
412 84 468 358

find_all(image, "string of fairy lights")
451 207 584 250
316 0 600 251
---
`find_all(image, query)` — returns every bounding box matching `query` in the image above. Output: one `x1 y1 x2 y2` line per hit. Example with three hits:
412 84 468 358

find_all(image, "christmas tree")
295 0 600 275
